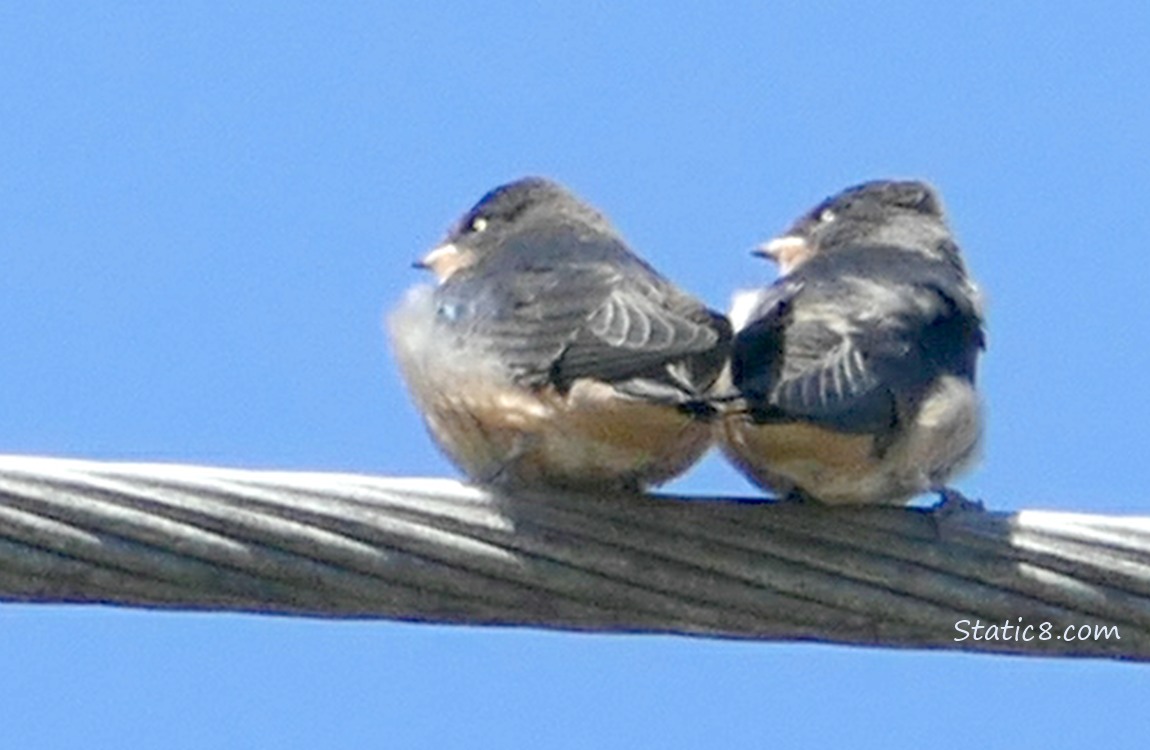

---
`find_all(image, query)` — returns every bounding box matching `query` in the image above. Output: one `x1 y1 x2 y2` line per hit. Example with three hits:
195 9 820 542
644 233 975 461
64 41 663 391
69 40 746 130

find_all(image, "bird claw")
772 488 819 505
932 487 984 515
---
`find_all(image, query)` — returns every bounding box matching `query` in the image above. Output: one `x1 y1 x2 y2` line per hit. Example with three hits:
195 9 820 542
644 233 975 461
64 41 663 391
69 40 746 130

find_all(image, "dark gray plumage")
391 177 731 490
719 179 985 504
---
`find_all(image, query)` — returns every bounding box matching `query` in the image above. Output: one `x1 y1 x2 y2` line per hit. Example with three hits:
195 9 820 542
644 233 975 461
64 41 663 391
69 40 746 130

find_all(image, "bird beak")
414 243 475 282
753 235 813 274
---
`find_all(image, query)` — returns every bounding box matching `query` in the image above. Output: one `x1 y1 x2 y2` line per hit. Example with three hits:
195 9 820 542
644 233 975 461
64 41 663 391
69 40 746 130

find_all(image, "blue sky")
2 3 1149 747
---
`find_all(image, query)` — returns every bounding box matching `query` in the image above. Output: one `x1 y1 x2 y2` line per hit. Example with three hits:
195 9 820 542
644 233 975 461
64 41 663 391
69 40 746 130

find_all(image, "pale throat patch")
420 243 478 282
759 235 816 275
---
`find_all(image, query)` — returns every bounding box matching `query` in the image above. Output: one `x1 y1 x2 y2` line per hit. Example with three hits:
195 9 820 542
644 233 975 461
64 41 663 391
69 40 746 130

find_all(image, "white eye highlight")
819 209 836 223
470 216 488 233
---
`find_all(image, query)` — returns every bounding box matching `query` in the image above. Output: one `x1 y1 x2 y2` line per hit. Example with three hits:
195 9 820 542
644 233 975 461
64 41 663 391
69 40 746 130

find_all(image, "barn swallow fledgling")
389 177 732 491
718 180 985 504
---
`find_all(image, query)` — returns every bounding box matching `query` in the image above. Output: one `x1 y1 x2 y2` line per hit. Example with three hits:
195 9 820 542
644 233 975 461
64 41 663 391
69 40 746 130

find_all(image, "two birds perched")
389 177 984 504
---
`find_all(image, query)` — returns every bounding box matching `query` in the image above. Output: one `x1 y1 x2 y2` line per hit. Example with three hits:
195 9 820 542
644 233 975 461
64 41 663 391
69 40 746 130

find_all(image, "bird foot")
773 488 819 505
931 487 984 515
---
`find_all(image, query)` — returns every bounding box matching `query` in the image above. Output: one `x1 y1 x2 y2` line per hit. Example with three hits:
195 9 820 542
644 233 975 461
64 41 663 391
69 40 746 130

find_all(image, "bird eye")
819 209 836 223
470 216 489 233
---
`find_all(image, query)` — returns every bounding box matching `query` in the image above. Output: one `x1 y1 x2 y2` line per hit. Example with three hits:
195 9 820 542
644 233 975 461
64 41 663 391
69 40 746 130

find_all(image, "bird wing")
732 255 982 432
435 246 728 398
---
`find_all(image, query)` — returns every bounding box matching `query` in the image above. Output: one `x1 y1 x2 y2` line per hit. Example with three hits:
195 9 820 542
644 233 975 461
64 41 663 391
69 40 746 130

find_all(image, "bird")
389 177 731 491
716 179 985 504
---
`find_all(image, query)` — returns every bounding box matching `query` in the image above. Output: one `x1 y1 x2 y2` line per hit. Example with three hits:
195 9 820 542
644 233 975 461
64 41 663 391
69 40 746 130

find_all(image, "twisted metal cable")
0 455 1147 660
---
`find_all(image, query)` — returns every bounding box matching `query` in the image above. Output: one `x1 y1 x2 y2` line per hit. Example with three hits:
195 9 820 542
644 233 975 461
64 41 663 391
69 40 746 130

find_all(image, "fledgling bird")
717 180 985 504
389 177 731 491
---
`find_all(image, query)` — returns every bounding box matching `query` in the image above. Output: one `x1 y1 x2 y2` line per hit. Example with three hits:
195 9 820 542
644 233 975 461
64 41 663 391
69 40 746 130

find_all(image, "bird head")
755 180 946 274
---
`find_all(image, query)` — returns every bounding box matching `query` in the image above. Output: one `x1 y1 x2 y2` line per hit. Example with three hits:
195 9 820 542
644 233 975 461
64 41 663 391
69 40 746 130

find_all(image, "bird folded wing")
439 263 723 393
